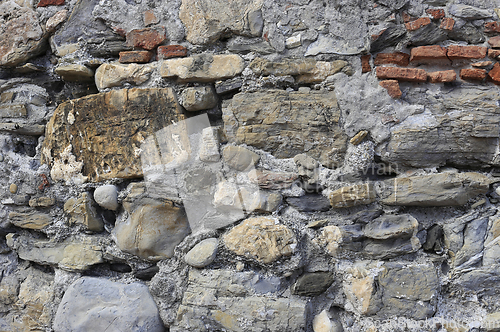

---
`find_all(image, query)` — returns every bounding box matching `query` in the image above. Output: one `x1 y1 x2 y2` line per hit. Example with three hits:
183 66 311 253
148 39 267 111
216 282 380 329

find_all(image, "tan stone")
296 60 349 83
94 63 154 90
29 197 56 207
223 90 348 167
46 9 68 32
179 0 263 44
0 104 27 118
42 88 185 182
9 211 51 230
248 169 298 189
222 145 260 171
64 193 103 232
223 217 296 264
0 2 45 67
315 225 343 256
159 54 245 82
114 197 191 260
329 183 376 208
55 64 94 82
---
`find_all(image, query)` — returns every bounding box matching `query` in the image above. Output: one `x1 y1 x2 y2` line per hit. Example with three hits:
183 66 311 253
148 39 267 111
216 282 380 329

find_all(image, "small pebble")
0 155 4 162
184 238 218 268
9 184 18 194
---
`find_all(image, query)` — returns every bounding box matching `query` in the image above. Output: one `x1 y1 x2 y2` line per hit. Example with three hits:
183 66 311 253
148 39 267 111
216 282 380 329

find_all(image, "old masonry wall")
2 0 500 331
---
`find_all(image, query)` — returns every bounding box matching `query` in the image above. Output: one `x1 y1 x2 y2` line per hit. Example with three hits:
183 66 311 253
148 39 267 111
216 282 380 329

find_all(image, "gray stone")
0 104 27 118
449 4 493 20
305 34 367 56
381 172 490 206
407 23 448 47
375 0 409 10
449 22 486 44
214 182 282 213
93 184 119 211
423 224 444 253
180 87 218 112
453 216 489 268
455 266 500 295
222 145 260 171
184 238 218 268
0 123 45 135
370 25 407 53
215 77 243 95
484 217 500 266
228 39 275 54
53 277 164 332
292 272 334 297
363 236 421 259
287 194 331 212
198 127 221 162
363 214 418 240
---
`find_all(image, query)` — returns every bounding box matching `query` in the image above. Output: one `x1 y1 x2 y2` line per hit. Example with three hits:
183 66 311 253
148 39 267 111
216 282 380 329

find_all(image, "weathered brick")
485 21 500 34
427 70 456 83
405 17 431 31
126 27 167 51
410 45 448 62
488 49 500 59
460 68 487 81
119 51 154 63
447 45 487 59
426 9 445 20
143 10 159 27
488 36 500 48
361 55 371 73
440 17 455 31
379 80 402 99
157 45 188 59
38 0 64 7
376 67 427 82
373 52 410 66
402 12 415 23
488 63 500 84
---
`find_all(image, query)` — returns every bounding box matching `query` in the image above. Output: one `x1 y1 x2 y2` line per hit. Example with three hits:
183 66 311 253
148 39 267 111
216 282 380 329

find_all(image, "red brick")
402 12 415 23
488 49 500 59
410 45 448 62
157 45 188 59
119 51 154 63
361 55 371 73
440 17 455 31
485 22 500 34
428 70 456 83
460 68 487 81
488 36 500 48
38 0 64 6
471 61 493 68
144 10 159 27
373 52 410 66
426 9 445 20
376 67 427 82
488 63 500 84
447 45 487 60
126 27 167 51
379 80 402 99
405 17 431 31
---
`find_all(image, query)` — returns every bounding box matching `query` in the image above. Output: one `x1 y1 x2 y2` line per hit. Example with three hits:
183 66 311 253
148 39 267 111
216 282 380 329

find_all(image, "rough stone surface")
248 169 298 190
9 211 51 230
292 272 334 296
42 88 185 182
286 194 331 212
53 277 164 332
0 2 45 67
180 86 218 112
160 54 245 82
184 238 218 268
55 64 94 82
46 9 69 33
449 4 493 19
223 217 296 264
222 145 260 171
64 193 103 232
329 183 376 208
223 90 348 168
95 63 153 90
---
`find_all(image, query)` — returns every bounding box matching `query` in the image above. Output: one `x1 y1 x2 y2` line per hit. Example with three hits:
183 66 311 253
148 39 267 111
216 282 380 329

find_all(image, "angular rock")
449 23 485 44
9 211 51 230
223 217 296 264
296 61 349 84
472 61 493 68
329 183 376 208
157 45 188 59
126 27 167 50
249 57 316 76
64 193 103 232
405 17 431 31
94 63 153 90
53 277 164 332
249 169 298 190
55 64 94 82
29 197 56 208
427 70 456 83
42 88 185 182
292 272 334 297
0 104 27 118
184 238 218 268
0 123 45 135
381 172 490 206
447 45 487 59
223 90 348 168
179 0 263 44
119 51 154 63
143 9 159 26
453 216 489 268
286 194 331 212
350 130 368 145
180 86 218 112
227 39 275 54
363 235 421 259
115 196 190 260
199 127 220 162
484 217 500 266
373 52 410 66
93 184 118 211
370 26 407 53
407 23 448 46
379 80 402 99
6 234 103 271
305 31 367 56
0 2 45 67
160 54 245 82
214 181 282 213
364 214 418 240
313 310 343 332
375 67 427 82
448 4 493 20
46 9 69 33
222 145 260 171
460 68 487 81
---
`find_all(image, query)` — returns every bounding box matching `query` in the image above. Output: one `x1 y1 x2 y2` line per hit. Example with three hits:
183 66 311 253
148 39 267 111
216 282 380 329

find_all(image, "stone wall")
1 0 500 331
